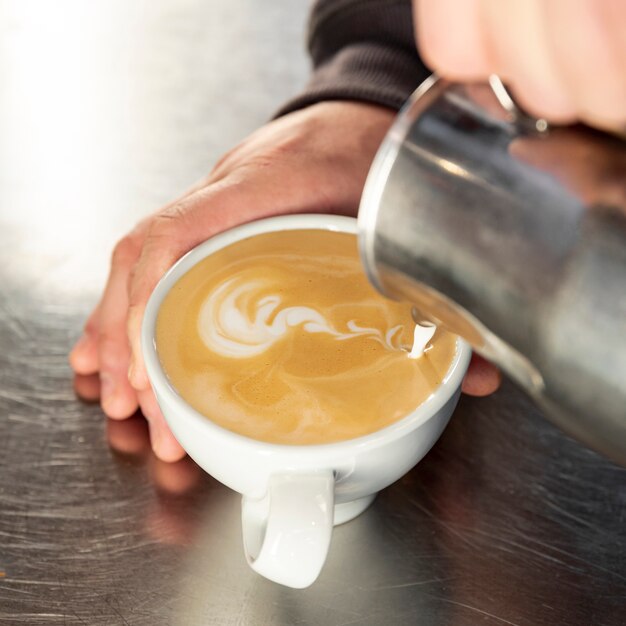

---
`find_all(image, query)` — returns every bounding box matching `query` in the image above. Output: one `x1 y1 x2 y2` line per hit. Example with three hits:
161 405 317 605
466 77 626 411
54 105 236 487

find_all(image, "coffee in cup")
156 229 456 445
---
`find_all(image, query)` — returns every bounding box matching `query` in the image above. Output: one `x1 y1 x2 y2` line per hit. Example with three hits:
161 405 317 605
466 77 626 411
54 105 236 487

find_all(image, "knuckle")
111 236 140 268
84 315 99 335
97 331 114 351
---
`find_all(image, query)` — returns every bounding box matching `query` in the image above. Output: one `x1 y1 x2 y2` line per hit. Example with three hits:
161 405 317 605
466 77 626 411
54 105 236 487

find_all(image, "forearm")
277 0 431 116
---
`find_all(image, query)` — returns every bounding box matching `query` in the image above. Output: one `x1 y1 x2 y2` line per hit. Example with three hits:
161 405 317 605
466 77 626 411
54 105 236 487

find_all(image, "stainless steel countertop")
0 2 624 624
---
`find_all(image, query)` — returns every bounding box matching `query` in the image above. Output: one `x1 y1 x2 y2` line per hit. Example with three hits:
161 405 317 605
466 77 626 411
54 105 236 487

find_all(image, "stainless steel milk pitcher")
358 77 626 465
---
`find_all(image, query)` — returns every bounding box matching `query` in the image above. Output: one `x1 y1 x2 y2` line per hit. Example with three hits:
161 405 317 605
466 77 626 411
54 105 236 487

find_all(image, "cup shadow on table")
73 371 456 622
72 370 472 623
74 373 615 625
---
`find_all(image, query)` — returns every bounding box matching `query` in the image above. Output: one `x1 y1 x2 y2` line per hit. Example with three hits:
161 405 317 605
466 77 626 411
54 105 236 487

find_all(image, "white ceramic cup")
142 214 471 589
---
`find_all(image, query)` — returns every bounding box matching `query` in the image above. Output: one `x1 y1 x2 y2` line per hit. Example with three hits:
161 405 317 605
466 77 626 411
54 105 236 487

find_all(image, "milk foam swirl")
197 275 433 359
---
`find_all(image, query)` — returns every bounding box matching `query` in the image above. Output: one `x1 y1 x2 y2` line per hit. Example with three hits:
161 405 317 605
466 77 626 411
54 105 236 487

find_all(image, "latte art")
156 230 456 445
198 274 406 360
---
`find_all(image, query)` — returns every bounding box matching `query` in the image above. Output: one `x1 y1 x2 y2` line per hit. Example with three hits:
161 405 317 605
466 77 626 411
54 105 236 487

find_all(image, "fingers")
105 394 186 463
126 190 234 390
69 306 100 375
543 0 626 129
125 203 202 391
75 370 182 464
73 373 101 403
461 353 502 397
414 0 626 129
72 193 202 406
97 236 142 419
479 0 577 123
106 412 196 489
70 219 150 420
416 0 491 79
137 389 186 462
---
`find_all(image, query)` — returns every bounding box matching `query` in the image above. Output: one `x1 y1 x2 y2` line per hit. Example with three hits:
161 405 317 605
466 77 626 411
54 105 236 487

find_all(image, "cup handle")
241 471 335 588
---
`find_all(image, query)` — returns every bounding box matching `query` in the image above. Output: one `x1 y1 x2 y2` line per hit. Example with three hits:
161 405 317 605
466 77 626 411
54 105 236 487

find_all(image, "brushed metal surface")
0 1 624 624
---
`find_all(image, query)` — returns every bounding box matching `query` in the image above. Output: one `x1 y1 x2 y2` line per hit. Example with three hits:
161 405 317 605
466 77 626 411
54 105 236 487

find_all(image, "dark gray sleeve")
276 0 432 116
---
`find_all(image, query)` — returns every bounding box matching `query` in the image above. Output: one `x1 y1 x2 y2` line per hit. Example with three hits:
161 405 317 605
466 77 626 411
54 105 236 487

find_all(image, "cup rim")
142 214 471 455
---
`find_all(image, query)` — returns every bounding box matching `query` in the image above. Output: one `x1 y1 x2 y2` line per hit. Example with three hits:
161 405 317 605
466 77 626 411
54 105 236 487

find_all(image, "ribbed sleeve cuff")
276 0 431 117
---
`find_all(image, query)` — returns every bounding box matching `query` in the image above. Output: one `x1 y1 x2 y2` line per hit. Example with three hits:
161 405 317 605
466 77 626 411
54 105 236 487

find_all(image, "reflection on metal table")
0 1 624 624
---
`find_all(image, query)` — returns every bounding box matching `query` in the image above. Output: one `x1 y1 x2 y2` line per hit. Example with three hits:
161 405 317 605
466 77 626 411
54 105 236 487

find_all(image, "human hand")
70 101 499 461
415 0 626 130
69 101 398 461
